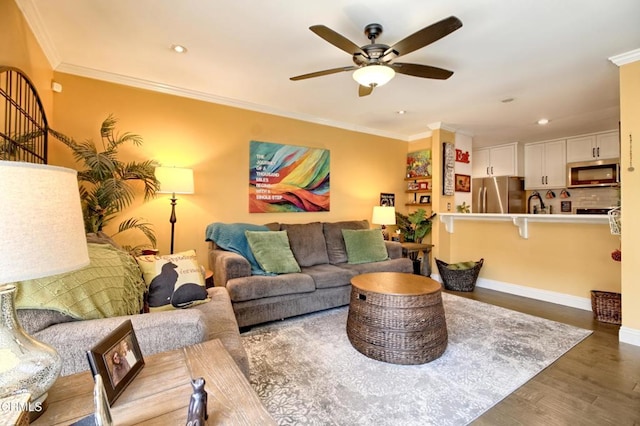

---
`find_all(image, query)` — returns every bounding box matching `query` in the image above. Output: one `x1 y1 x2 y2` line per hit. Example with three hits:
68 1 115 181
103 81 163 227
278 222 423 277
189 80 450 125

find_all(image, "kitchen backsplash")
533 186 619 214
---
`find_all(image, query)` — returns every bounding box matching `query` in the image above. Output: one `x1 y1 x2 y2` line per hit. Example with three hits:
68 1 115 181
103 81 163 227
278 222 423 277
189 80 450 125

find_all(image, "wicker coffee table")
347 272 447 365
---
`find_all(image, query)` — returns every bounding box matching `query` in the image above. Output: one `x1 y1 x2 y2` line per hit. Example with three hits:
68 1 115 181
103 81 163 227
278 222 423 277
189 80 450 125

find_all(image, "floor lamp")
155 167 194 254
0 161 89 419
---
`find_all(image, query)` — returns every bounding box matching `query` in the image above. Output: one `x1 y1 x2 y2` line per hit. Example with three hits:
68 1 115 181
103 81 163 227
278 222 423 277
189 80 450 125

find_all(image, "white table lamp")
372 206 396 240
0 160 89 419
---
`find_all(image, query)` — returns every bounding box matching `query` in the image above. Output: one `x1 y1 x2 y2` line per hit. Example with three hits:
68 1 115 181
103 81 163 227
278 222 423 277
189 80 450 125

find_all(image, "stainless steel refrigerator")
472 176 525 213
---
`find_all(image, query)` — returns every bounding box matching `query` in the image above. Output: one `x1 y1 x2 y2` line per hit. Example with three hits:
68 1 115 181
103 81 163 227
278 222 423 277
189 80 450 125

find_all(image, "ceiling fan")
290 16 463 97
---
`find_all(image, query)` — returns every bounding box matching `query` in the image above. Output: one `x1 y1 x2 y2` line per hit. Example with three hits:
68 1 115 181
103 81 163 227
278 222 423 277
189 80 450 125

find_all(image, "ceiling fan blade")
383 16 462 60
358 85 374 97
310 25 368 57
391 63 454 80
290 66 358 81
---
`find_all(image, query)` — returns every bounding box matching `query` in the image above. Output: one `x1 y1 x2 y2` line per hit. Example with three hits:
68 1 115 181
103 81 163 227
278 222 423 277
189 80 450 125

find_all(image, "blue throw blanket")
205 223 272 275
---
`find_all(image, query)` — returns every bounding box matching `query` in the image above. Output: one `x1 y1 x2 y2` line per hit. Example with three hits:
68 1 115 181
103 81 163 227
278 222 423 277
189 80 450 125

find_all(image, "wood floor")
448 287 640 426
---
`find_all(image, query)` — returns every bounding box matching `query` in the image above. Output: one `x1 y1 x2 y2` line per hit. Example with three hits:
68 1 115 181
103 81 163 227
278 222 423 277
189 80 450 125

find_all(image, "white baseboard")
619 326 640 347
431 274 640 347
431 274 592 311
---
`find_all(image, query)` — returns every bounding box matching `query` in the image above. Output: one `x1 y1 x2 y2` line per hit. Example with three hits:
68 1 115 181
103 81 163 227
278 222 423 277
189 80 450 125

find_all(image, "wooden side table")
400 242 434 276
33 339 275 425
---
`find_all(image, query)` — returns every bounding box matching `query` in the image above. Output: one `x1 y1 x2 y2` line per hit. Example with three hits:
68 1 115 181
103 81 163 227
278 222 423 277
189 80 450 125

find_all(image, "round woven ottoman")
347 272 447 365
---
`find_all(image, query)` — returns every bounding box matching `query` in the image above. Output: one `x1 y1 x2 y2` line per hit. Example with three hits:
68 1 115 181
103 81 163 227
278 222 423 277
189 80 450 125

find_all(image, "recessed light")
396 110 406 115
171 44 188 54
537 118 550 125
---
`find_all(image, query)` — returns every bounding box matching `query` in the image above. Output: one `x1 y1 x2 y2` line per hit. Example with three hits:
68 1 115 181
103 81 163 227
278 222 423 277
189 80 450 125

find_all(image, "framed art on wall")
86 320 145 405
249 140 330 213
455 174 471 192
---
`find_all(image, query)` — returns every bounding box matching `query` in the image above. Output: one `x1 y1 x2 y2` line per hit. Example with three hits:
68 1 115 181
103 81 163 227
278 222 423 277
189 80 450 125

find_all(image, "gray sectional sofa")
16 234 249 378
207 220 413 328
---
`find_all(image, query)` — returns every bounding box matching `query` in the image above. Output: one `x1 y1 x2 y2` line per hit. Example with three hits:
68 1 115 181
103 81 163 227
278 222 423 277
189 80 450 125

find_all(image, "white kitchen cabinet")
472 142 519 177
524 139 566 189
566 131 619 162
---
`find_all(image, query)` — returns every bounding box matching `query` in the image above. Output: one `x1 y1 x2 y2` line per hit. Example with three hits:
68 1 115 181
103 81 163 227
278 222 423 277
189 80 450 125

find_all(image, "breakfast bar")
439 213 610 239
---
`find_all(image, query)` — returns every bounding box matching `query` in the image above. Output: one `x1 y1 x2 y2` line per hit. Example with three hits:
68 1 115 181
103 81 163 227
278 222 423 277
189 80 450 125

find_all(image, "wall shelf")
439 213 609 239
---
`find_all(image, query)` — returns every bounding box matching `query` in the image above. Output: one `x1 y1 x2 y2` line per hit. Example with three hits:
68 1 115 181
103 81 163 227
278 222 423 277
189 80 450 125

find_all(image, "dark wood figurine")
186 377 208 426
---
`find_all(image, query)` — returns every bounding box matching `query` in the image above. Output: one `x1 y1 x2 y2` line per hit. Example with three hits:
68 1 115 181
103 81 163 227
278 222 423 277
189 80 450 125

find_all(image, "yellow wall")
49 73 409 266
0 0 53 120
439 220 620 298
620 60 640 331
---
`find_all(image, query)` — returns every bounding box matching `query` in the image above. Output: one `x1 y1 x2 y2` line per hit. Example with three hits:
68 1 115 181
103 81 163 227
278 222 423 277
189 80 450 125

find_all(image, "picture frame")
86 320 144 405
455 174 471 192
419 195 431 204
380 192 395 207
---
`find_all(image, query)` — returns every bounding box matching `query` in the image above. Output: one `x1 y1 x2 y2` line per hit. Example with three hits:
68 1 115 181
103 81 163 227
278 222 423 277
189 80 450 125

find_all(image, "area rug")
241 293 592 426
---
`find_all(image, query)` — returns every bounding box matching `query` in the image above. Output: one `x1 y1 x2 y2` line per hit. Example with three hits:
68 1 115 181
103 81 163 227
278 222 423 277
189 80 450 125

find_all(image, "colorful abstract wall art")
249 141 330 213
406 149 432 178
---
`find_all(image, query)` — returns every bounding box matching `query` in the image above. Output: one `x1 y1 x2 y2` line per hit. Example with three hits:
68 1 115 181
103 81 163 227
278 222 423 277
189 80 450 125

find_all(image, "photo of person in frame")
109 347 131 387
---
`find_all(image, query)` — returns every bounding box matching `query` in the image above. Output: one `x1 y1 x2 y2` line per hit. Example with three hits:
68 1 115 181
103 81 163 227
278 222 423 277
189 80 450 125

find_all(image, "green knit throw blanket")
15 243 146 320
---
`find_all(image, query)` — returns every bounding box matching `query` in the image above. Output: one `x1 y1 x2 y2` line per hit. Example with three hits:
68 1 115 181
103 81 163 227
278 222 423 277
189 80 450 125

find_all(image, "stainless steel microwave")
567 159 620 188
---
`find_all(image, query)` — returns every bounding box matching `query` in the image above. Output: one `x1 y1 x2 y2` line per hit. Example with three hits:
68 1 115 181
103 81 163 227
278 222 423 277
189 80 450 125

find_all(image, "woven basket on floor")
591 290 621 324
435 258 484 292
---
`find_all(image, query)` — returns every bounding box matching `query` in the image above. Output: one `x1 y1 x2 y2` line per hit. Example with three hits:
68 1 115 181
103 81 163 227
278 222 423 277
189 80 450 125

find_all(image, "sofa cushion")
323 220 369 264
301 264 356 289
281 222 330 267
136 250 209 311
226 273 315 302
337 257 414 274
342 228 389 264
245 230 301 274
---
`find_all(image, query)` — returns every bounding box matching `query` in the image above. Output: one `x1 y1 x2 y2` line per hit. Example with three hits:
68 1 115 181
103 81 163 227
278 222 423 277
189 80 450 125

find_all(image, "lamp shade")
0 161 90 284
155 166 195 194
353 65 395 87
372 206 396 226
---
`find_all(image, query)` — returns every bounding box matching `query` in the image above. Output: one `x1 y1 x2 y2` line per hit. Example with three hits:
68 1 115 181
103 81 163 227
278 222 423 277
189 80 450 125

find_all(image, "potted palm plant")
50 115 160 253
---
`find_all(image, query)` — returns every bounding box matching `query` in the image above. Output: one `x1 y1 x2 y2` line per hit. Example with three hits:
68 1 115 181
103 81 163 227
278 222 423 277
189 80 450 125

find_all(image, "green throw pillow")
447 261 477 270
341 229 389 264
245 230 301 274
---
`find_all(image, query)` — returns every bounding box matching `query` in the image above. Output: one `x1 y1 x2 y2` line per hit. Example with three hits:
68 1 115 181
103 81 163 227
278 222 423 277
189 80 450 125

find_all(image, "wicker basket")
435 258 484 292
591 290 621 324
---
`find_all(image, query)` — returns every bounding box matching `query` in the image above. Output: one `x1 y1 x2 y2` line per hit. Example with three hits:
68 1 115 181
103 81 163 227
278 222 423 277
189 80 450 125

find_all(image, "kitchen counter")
439 213 610 239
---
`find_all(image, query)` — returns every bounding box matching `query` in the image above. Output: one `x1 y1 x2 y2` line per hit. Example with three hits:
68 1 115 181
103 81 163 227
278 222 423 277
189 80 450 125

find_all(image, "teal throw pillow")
245 230 301 274
341 229 388 264
447 261 477 270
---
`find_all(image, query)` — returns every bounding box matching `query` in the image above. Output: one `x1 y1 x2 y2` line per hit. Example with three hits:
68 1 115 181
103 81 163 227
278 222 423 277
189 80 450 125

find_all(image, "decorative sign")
406 149 432 178
249 141 330 213
455 149 470 163
443 143 455 196
380 193 395 207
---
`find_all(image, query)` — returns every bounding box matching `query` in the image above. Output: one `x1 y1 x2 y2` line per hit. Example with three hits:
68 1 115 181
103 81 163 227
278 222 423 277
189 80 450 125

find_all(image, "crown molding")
15 0 61 68
54 63 412 141
609 48 640 66
427 122 457 133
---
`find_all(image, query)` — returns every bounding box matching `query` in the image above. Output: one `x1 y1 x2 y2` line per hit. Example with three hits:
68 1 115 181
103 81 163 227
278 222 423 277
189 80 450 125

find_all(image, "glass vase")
0 283 61 413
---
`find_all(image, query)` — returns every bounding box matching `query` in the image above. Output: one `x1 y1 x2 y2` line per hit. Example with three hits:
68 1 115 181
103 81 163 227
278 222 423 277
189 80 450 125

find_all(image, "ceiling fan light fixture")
353 65 395 88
